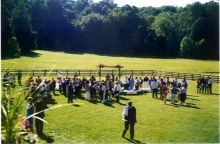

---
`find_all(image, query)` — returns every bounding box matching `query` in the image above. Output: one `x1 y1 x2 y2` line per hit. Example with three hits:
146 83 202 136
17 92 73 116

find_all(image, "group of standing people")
24 76 53 136
60 73 122 104
25 94 47 136
2 70 215 141
84 74 123 103
149 76 188 105
122 76 143 91
197 76 212 94
22 73 194 107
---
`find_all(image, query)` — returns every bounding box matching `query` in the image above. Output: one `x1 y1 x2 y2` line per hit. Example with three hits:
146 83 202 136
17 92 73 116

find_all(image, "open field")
2 50 219 74
11 77 219 143
2 51 219 143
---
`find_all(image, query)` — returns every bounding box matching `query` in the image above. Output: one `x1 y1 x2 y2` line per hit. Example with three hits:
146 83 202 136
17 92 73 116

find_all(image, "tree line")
2 0 219 59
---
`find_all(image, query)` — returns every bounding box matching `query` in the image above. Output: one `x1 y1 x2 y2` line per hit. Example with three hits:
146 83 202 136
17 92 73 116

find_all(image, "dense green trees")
1 0 219 59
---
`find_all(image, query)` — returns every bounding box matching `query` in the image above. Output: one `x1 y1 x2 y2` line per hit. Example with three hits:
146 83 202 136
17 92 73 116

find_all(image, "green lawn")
2 50 219 143
2 50 219 74
11 76 219 143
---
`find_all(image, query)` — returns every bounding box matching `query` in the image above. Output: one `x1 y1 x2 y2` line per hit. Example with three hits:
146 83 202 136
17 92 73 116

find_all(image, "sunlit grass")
12 77 219 143
2 50 219 143
2 50 219 74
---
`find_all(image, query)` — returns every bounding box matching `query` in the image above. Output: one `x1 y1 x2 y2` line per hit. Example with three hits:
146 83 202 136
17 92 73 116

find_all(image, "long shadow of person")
38 133 54 143
124 137 145 144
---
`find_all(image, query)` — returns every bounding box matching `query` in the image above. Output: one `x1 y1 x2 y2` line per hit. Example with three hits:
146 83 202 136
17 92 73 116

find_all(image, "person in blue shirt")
26 97 34 131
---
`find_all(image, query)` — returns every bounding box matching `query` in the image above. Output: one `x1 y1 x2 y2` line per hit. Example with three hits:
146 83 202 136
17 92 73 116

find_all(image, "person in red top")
162 82 169 104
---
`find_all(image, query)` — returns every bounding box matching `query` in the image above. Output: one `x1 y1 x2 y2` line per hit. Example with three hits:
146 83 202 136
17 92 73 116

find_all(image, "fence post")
90 70 91 76
79 70 80 76
66 70 68 76
32 70 34 76
141 70 143 76
178 73 179 78
192 74 194 80
132 70 134 76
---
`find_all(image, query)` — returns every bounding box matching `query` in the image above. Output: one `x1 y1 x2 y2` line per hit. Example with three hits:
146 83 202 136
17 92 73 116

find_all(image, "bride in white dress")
85 81 91 100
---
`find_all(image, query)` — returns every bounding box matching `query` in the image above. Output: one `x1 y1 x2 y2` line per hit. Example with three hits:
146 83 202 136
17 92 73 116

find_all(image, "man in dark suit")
122 101 137 140
34 94 47 135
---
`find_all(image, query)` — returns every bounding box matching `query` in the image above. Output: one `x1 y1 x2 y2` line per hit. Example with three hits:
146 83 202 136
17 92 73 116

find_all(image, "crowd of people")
22 73 192 106
1 70 214 138
145 76 188 105
2 70 214 107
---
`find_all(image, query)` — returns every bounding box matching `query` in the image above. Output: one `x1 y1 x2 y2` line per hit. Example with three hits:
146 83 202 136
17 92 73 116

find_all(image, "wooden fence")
1 69 220 83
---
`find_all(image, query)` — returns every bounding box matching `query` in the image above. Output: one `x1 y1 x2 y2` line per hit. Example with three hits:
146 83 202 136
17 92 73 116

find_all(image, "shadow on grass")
120 96 130 101
88 99 99 104
187 97 200 101
167 103 201 109
167 103 180 107
187 94 199 97
74 95 86 100
210 93 220 96
47 98 57 105
2 50 41 60
38 133 54 143
124 137 146 144
189 93 219 96
104 102 115 108
118 102 126 106
72 103 81 107
22 51 42 58
184 103 201 109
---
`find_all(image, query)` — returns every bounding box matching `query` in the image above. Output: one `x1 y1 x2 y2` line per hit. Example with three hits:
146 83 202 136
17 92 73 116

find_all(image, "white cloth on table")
85 92 91 100
142 81 148 88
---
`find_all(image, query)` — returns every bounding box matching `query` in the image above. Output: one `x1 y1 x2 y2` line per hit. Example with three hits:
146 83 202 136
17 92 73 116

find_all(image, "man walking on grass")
122 101 137 140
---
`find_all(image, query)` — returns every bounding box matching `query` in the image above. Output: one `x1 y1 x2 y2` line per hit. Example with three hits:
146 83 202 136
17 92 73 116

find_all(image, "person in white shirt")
151 78 158 98
178 83 186 105
114 81 122 103
122 101 137 139
170 82 178 104
173 77 179 86
56 71 62 79
207 77 212 94
101 82 107 103
122 105 129 121
123 77 129 90
85 80 91 100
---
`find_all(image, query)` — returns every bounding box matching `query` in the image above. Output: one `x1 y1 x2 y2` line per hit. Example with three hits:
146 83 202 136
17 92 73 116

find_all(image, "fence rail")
1 69 219 83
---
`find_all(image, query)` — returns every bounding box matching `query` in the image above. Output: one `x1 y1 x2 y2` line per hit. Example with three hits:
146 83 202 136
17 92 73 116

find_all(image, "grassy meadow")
2 50 219 74
12 78 219 143
2 50 220 143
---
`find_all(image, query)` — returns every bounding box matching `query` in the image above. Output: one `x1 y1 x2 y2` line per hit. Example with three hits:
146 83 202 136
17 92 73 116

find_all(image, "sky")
93 0 218 7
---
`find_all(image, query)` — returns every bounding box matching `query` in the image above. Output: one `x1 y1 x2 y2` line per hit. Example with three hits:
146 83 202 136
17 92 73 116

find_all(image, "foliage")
1 0 219 59
7 37 21 57
1 85 25 143
1 70 65 143
180 36 194 57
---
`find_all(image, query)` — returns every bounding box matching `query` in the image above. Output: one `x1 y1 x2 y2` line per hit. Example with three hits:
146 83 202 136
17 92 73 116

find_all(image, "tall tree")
2 0 17 57
13 0 37 53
